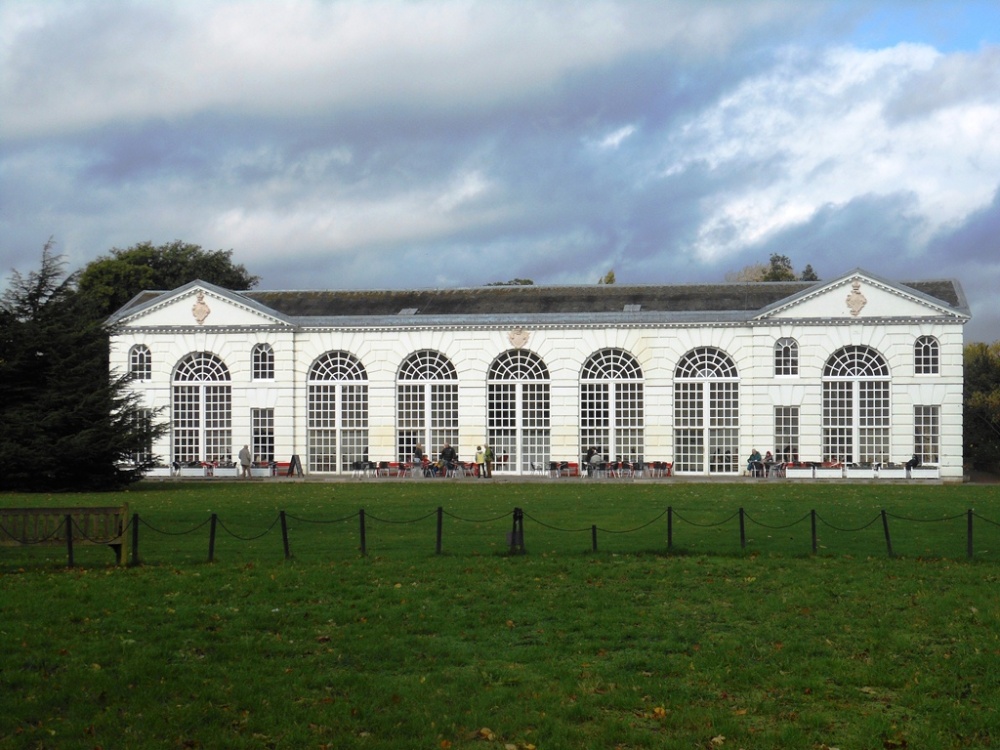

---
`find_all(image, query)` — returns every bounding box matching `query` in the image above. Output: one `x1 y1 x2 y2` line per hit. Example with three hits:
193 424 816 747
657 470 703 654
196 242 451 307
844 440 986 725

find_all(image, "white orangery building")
108 269 970 480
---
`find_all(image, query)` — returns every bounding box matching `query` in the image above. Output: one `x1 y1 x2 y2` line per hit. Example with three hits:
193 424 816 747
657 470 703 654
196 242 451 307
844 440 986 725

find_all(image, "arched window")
129 344 151 380
822 345 890 464
488 350 550 474
172 352 232 464
774 337 798 377
914 336 939 375
252 343 275 380
674 347 739 474
308 351 368 472
396 350 458 464
580 348 644 465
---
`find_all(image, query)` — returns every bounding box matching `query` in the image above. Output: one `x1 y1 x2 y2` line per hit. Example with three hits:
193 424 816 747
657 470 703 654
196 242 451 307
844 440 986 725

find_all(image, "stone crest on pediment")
192 291 211 325
845 279 867 317
508 326 529 349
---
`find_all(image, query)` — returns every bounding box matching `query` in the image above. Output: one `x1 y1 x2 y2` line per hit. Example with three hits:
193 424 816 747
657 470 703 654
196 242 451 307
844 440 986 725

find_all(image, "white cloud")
595 124 637 150
661 42 1000 260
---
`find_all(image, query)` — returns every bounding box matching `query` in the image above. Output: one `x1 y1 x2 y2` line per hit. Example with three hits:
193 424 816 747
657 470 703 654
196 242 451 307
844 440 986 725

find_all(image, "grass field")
2 479 999 749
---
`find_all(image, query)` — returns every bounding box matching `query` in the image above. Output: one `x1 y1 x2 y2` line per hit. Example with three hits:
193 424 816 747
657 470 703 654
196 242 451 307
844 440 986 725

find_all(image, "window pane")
914 405 940 463
774 407 799 463
674 347 738 473
914 336 939 375
308 351 369 472
252 408 275 463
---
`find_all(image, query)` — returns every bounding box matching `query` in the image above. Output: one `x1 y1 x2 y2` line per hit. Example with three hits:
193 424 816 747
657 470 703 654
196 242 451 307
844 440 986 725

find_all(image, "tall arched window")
172 352 231 464
774 337 798 377
488 350 550 474
130 344 151 380
822 345 890 464
580 348 644 464
914 335 939 375
674 347 739 474
252 343 275 380
308 351 368 472
396 350 458 463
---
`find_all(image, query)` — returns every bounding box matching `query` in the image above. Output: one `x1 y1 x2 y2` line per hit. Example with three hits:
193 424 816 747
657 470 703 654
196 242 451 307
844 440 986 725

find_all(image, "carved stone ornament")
845 278 867 317
507 326 529 349
192 291 211 325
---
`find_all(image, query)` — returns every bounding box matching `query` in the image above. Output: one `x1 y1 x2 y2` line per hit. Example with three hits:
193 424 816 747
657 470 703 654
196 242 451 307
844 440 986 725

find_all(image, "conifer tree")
0 242 163 491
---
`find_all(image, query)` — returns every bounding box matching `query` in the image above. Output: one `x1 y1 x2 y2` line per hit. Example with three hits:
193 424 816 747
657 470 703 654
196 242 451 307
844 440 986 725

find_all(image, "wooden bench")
0 505 129 565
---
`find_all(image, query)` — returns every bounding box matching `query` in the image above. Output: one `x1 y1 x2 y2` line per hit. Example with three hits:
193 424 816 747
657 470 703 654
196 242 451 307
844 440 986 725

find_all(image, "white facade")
109 270 970 480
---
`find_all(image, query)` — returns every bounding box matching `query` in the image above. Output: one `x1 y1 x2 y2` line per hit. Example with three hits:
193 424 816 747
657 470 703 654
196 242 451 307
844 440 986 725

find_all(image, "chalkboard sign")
287 455 304 477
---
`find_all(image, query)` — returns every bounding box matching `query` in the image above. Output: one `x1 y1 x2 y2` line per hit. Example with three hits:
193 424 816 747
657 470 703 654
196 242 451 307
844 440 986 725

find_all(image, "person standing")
239 444 252 478
484 443 494 478
413 443 425 476
475 445 486 478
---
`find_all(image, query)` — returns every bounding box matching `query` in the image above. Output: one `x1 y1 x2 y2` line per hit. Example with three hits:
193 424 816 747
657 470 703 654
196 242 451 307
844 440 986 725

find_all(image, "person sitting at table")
905 453 921 471
747 448 763 477
438 442 458 476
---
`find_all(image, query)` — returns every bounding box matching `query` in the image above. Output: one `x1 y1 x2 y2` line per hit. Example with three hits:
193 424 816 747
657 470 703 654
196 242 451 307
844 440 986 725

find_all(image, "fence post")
436 507 443 555
359 509 367 556
280 511 290 560
208 513 218 562
881 509 893 558
65 514 74 568
131 513 140 567
810 510 817 555
739 507 746 550
591 524 598 553
508 508 525 554
667 506 673 550
967 509 974 561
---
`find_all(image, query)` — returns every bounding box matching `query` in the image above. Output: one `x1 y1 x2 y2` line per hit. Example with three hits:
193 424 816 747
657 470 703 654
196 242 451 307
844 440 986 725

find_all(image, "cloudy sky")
2 0 999 341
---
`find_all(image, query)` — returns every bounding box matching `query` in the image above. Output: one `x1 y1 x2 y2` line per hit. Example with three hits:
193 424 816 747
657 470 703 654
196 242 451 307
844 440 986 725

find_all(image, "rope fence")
4 506 999 567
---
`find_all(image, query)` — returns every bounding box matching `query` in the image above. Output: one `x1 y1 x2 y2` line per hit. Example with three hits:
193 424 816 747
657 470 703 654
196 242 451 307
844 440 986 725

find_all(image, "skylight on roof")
399 307 418 315
624 304 641 313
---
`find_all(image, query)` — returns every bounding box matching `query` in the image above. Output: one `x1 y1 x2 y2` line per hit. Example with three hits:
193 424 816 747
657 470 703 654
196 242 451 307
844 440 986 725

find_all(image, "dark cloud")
749 192 927 274
928 185 1000 262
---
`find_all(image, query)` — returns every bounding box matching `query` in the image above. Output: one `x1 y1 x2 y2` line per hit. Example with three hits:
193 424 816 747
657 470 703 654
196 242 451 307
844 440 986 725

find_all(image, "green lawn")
2 480 999 749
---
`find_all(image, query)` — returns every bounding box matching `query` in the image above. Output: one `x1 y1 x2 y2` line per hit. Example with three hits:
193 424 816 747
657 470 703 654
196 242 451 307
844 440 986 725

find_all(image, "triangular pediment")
109 280 291 328
754 269 969 323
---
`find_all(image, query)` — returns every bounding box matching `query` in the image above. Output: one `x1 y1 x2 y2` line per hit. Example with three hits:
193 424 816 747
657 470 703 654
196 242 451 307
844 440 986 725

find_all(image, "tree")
78 240 260 318
965 341 1000 472
0 241 164 491
598 269 616 284
486 278 535 286
725 263 767 283
800 264 819 282
761 253 796 281
726 257 819 283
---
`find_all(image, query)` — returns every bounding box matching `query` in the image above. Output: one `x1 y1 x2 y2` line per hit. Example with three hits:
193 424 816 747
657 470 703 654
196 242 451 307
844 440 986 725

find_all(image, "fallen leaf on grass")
711 735 725 746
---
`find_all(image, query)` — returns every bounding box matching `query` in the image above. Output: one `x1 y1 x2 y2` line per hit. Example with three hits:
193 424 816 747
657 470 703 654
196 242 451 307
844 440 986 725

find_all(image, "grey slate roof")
242 279 966 317
244 282 814 317
108 272 969 324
